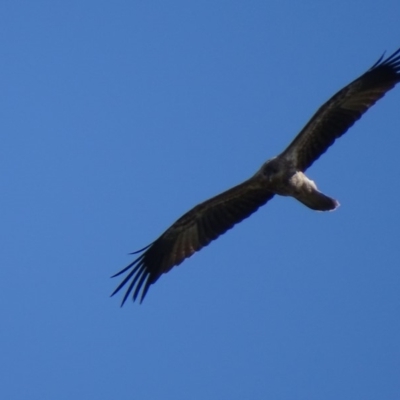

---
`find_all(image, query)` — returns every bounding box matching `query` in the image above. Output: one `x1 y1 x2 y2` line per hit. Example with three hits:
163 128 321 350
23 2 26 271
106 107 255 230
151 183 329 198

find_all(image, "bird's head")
258 157 296 190
261 158 285 179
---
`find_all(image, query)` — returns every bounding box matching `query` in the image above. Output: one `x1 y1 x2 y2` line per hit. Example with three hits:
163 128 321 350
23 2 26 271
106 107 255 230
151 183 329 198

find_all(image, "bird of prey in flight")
112 47 400 305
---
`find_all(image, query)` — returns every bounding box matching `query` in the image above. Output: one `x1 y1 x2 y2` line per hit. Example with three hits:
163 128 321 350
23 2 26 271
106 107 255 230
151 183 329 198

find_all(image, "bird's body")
256 158 338 211
112 47 400 305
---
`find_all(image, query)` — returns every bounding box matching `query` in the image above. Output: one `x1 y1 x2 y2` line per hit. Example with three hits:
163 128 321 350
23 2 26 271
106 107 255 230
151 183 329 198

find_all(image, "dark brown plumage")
112 48 400 305
281 49 400 171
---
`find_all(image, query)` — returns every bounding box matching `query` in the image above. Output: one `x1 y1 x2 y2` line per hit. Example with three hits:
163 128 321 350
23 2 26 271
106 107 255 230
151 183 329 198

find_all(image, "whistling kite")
112 48 400 305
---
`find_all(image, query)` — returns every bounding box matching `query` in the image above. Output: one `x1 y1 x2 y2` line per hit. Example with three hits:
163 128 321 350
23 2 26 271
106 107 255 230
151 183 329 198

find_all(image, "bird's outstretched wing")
281 48 400 171
111 178 274 305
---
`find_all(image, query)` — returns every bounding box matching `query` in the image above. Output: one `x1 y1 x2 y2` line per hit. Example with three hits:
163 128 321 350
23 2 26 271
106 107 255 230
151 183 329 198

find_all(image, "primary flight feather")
112 47 400 305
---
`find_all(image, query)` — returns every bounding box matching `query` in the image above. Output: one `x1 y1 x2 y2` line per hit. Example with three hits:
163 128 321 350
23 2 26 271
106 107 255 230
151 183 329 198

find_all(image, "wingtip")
129 243 153 255
369 46 400 70
370 52 386 70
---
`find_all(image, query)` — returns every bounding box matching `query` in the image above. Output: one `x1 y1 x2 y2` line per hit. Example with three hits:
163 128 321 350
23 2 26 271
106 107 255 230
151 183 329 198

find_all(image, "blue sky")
1 1 400 399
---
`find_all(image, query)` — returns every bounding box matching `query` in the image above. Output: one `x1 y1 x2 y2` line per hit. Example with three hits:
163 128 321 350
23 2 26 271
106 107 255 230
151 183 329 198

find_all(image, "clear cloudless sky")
1 2 400 399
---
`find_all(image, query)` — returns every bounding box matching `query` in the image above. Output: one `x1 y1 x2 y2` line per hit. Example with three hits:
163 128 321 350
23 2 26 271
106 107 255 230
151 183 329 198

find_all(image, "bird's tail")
296 189 339 211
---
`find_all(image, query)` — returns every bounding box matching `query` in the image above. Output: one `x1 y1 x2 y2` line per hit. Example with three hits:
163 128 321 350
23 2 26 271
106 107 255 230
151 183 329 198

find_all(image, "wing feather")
111 177 274 305
281 48 400 171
